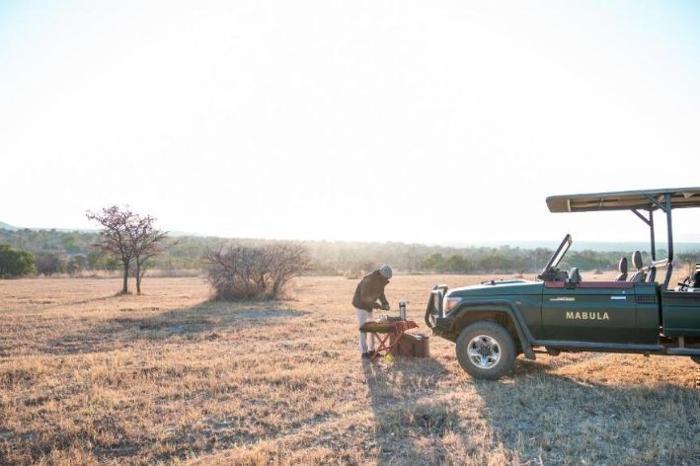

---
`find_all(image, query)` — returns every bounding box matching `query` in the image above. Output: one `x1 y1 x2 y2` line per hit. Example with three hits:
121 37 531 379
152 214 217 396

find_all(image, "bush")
35 252 66 276
205 243 310 300
67 255 88 276
0 245 35 278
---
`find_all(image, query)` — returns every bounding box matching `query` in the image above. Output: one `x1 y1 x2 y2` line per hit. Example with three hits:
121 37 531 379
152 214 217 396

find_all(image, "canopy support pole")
631 209 656 261
649 210 656 262
664 193 673 289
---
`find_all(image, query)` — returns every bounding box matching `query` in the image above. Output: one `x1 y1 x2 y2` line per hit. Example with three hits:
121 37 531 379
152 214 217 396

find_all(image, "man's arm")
378 289 389 309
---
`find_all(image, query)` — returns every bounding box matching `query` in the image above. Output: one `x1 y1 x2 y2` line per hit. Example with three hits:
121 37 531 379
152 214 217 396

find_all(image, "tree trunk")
122 261 129 294
135 259 141 295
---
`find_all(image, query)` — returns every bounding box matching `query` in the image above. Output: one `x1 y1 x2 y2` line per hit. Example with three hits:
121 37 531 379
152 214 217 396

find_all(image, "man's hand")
380 303 390 311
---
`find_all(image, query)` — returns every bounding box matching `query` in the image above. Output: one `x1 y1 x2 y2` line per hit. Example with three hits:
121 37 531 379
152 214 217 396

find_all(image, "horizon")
3 217 700 254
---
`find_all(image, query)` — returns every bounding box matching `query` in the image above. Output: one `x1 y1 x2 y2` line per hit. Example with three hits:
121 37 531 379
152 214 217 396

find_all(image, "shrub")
0 245 35 278
35 252 66 276
67 255 88 276
205 243 310 300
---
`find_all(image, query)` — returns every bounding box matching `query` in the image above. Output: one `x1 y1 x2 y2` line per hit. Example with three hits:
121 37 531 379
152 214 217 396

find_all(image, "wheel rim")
467 335 501 369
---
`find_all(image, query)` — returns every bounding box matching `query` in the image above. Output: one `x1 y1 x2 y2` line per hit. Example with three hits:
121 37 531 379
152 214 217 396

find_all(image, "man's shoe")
367 350 376 358
361 352 371 359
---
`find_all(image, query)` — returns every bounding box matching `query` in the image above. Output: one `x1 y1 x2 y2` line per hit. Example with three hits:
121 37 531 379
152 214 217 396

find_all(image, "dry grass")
0 274 699 465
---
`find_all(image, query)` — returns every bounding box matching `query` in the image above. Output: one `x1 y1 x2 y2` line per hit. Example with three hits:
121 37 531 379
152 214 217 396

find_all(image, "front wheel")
455 321 516 380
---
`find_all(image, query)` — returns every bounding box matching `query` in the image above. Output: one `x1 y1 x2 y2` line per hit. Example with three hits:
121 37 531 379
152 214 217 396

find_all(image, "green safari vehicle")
425 187 700 379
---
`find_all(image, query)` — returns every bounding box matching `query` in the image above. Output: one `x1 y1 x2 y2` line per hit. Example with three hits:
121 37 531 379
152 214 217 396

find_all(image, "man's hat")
379 264 393 279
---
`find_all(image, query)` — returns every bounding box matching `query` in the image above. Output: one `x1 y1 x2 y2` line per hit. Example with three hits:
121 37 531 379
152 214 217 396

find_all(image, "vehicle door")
542 280 637 342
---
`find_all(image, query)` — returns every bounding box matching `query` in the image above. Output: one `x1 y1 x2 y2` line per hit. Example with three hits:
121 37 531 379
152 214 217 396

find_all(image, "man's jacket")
352 270 389 312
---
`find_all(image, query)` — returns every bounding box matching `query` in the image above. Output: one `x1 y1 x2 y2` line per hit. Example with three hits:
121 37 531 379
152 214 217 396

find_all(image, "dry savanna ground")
1 274 699 465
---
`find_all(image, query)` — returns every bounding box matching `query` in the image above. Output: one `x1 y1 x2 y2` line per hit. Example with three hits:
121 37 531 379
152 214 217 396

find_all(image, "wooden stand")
393 332 430 358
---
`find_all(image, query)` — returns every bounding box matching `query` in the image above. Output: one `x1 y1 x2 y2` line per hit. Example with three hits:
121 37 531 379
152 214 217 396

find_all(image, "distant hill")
0 221 18 231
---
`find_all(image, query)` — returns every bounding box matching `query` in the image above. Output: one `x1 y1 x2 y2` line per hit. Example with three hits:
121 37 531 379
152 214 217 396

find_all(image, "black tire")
691 356 700 365
455 321 516 380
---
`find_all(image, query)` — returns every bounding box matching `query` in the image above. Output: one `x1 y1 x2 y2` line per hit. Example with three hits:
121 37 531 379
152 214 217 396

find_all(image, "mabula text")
565 311 610 320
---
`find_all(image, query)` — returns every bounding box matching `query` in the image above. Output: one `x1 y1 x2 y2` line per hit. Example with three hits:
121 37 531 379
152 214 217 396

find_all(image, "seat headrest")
569 267 582 284
632 251 643 270
618 257 628 274
692 270 700 287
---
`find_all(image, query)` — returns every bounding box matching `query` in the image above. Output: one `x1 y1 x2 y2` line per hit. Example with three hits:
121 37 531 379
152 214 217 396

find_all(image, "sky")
1 1 699 245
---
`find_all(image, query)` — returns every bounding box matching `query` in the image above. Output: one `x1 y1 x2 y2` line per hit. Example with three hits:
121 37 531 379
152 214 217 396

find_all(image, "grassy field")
1 275 699 465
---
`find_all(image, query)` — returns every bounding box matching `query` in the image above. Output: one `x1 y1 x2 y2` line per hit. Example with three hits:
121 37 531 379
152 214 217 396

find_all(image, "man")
352 264 392 359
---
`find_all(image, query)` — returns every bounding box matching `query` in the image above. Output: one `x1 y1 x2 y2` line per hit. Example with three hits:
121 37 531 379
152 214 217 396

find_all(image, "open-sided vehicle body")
426 187 700 379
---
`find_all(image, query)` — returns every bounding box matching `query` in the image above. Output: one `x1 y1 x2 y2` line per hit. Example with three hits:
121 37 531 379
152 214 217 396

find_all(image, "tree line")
1 225 699 278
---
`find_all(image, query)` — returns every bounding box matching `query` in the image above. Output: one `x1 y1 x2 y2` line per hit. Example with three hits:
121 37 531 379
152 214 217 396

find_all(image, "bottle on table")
399 301 407 320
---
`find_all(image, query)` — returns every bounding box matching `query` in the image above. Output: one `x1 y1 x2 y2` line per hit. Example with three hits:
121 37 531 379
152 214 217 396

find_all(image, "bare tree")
86 206 136 294
205 243 310 300
265 243 311 297
127 214 168 294
206 246 268 299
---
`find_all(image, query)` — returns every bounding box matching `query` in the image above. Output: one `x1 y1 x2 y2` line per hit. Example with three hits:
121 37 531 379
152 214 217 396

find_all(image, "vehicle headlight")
443 296 461 313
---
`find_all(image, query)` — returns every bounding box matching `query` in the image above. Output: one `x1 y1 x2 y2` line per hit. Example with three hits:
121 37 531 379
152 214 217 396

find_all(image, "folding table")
359 319 418 360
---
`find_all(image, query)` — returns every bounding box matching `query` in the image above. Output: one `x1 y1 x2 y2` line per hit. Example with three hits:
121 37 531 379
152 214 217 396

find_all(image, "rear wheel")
456 321 515 380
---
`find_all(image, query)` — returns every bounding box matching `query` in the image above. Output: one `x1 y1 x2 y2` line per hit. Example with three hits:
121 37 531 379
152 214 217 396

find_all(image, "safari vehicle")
425 188 700 379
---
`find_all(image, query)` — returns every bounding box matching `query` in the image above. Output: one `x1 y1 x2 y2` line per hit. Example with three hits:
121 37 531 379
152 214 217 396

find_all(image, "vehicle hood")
447 279 543 297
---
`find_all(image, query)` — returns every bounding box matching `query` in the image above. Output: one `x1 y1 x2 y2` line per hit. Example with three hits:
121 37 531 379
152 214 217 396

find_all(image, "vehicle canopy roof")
546 187 700 213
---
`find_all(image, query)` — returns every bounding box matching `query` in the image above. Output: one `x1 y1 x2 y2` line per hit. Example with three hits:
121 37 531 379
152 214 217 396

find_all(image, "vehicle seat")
628 251 646 282
691 270 700 289
647 266 656 283
568 267 582 285
616 257 628 281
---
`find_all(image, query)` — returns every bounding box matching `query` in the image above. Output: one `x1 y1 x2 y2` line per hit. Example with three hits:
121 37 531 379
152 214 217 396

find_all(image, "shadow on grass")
362 355 454 465
473 358 700 465
42 300 309 355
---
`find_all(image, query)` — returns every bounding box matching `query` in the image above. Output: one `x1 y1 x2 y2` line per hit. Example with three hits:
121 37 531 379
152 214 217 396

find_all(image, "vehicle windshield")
540 234 572 275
